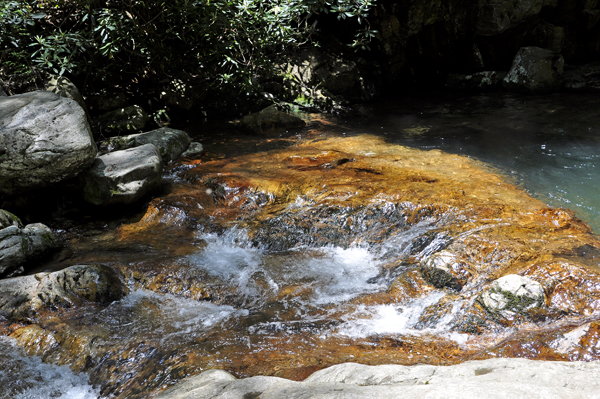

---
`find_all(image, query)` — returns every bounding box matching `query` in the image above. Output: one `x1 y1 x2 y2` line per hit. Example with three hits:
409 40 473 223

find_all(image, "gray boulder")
96 104 149 136
239 105 306 135
156 358 600 399
99 127 191 163
180 142 204 158
478 274 545 318
503 46 564 93
0 218 57 278
0 91 98 196
82 144 162 206
0 264 124 321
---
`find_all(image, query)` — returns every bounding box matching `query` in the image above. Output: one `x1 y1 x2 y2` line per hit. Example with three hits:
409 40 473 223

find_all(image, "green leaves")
1 0 377 96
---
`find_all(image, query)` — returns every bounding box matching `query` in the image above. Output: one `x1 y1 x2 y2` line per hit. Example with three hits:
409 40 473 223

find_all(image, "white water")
0 337 99 399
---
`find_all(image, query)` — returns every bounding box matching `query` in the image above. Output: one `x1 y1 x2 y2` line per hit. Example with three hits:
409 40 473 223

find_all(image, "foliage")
0 0 377 97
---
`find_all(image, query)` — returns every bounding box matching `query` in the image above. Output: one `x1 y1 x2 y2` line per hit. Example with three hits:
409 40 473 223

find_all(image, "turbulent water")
4 92 600 398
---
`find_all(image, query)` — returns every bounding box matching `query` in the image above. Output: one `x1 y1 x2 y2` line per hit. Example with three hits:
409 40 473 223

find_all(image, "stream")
3 91 600 399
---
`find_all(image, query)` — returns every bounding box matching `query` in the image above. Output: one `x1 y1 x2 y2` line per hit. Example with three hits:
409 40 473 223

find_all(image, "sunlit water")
0 337 99 399
354 92 600 233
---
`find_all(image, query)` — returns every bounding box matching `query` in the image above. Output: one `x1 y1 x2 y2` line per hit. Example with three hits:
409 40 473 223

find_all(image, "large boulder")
99 127 191 163
82 144 162 206
0 91 98 196
0 212 57 278
239 105 306 135
0 264 125 321
503 46 564 93
156 358 600 399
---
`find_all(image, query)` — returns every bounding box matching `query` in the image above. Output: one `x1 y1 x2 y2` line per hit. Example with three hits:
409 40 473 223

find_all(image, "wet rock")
82 144 162 206
0 219 57 278
96 105 149 136
239 105 306 135
0 264 124 321
156 358 600 399
503 46 564 93
99 127 191 163
446 71 507 91
478 274 545 318
420 251 465 291
0 91 98 196
476 0 558 36
86 91 128 113
180 142 204 158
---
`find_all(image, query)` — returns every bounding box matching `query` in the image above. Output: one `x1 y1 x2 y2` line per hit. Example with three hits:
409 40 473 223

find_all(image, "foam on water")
334 291 470 344
0 336 99 399
188 232 384 307
95 289 248 344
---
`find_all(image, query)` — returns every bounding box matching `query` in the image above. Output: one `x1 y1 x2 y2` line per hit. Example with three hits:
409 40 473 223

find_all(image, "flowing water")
4 92 600 398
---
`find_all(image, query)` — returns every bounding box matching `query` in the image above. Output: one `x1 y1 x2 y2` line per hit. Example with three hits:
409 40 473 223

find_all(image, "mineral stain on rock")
3 134 600 398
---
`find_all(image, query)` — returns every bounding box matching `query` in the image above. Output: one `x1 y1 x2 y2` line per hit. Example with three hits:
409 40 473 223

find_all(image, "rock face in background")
82 144 163 206
503 46 564 92
156 358 600 399
370 0 600 90
0 210 57 278
0 264 124 321
0 91 97 196
99 127 191 163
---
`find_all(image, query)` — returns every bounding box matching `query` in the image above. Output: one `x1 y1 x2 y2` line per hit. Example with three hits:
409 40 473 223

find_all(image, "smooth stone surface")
503 46 564 93
0 264 124 321
82 144 162 205
44 75 88 115
0 210 22 229
156 358 600 398
96 104 149 135
0 91 98 196
99 127 191 162
239 105 306 135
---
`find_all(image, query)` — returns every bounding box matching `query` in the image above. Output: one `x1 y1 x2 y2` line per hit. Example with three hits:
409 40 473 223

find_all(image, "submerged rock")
156 358 600 399
503 46 564 93
239 105 306 135
0 91 98 196
0 264 124 321
82 144 163 205
99 127 191 162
